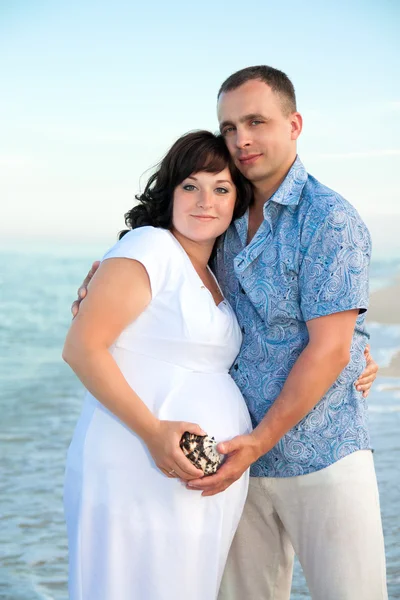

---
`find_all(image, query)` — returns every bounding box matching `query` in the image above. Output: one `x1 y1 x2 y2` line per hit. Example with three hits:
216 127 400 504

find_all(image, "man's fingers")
202 484 230 497
188 463 232 489
200 474 237 496
80 261 101 292
217 434 249 455
78 287 87 300
87 261 101 282
71 301 79 318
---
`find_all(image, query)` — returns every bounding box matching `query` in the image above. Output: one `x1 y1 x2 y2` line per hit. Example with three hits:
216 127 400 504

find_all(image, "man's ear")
290 112 303 140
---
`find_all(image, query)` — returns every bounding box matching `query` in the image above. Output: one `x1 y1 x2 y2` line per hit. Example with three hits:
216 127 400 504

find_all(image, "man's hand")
356 345 378 398
186 433 260 497
71 261 100 318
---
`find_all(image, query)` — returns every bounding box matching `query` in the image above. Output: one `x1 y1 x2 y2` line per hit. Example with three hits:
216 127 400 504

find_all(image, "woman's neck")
170 228 214 270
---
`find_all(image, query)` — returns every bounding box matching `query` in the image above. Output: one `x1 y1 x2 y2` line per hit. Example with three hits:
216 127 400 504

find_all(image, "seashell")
180 432 224 475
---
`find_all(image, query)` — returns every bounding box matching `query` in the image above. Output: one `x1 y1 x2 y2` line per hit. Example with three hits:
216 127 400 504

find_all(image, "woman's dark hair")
119 130 253 239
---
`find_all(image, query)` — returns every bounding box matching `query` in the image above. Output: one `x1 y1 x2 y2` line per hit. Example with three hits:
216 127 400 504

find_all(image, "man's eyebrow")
220 113 268 131
219 120 233 132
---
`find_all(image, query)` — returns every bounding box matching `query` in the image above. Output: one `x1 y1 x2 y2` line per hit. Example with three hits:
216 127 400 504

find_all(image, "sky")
1 0 399 254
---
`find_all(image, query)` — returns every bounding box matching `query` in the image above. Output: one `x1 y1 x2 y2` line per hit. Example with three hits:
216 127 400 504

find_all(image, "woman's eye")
183 184 197 191
215 187 229 194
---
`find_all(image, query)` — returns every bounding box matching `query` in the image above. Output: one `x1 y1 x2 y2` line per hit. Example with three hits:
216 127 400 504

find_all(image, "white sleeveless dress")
64 226 252 600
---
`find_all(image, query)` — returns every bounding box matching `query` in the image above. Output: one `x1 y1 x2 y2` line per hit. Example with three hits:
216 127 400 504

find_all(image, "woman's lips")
191 215 216 221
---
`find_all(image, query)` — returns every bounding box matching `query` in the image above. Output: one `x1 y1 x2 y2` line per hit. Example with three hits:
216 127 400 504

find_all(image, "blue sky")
1 0 399 252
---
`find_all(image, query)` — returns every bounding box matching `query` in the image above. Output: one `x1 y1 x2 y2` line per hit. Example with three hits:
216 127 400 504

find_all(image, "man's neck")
252 154 297 210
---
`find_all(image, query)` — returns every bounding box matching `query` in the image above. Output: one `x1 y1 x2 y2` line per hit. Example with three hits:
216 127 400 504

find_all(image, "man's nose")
235 127 251 149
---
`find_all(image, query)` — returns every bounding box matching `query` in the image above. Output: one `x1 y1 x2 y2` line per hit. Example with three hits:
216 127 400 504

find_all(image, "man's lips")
238 153 262 165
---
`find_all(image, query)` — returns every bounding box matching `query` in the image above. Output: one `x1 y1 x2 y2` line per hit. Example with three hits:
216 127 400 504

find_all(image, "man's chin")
237 164 267 183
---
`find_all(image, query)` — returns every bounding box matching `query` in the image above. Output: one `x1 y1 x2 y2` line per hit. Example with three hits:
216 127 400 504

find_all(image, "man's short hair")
218 65 297 115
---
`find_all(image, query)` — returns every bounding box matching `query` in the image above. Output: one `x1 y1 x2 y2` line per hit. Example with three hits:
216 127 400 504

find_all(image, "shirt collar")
263 155 308 218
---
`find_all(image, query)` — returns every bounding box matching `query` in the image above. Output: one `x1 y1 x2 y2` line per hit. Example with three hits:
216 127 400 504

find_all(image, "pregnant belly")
157 372 252 442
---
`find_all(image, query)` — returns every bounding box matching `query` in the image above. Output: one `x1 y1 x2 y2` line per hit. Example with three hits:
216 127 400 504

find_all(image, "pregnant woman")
63 131 254 600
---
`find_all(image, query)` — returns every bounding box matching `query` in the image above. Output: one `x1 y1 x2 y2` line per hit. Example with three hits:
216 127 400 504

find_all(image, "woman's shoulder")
103 226 176 260
117 225 174 246
102 226 182 297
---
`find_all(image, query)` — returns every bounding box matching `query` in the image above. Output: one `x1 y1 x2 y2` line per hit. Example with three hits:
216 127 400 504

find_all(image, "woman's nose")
197 190 213 208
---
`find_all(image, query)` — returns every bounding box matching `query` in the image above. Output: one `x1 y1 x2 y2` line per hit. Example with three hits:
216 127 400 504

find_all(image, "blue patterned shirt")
214 156 372 477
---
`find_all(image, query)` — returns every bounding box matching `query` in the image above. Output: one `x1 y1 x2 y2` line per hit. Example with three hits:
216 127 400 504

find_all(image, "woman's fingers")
173 450 205 479
355 373 375 387
160 468 176 478
182 422 207 437
164 461 198 481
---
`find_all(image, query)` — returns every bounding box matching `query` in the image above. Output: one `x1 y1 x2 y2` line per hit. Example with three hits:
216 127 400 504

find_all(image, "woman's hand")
355 345 378 398
144 420 206 480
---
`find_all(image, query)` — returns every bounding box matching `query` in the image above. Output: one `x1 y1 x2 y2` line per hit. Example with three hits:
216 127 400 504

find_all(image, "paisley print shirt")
214 156 372 477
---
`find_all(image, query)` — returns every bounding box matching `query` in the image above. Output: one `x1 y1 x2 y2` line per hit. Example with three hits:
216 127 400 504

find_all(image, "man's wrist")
250 423 277 459
249 430 268 462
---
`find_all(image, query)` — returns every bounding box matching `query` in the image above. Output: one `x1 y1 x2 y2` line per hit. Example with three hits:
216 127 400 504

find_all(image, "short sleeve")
299 207 371 322
102 226 173 298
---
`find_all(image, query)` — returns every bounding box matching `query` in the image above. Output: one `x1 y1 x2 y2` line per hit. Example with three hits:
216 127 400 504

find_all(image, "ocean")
1 241 400 599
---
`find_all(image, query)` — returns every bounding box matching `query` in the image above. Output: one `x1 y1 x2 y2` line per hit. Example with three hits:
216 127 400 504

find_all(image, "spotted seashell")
180 432 223 475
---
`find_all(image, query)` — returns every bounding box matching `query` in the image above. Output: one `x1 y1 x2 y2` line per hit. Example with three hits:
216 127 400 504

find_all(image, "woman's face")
171 167 237 244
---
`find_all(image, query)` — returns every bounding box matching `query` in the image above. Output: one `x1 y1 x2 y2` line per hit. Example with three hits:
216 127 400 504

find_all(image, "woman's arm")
63 257 205 480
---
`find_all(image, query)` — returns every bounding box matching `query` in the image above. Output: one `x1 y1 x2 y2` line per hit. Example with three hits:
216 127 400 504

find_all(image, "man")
72 67 385 599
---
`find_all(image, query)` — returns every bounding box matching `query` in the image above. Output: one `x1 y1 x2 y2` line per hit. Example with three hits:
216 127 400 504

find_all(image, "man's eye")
183 184 196 191
222 126 234 136
251 120 262 126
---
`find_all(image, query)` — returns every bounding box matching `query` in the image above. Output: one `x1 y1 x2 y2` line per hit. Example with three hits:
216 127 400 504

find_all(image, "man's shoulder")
301 173 367 227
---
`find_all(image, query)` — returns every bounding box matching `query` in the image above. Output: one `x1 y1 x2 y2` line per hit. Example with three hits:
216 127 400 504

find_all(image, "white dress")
64 226 252 600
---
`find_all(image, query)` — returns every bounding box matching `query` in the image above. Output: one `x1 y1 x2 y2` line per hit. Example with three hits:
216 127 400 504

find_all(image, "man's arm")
187 309 359 496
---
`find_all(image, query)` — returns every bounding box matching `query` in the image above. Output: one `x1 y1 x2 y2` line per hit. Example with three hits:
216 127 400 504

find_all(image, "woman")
63 131 254 600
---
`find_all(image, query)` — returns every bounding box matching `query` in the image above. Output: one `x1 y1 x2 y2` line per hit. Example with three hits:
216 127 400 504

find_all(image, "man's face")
217 80 300 184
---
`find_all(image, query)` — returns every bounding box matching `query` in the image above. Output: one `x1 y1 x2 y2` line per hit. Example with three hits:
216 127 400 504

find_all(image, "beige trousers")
218 450 387 600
